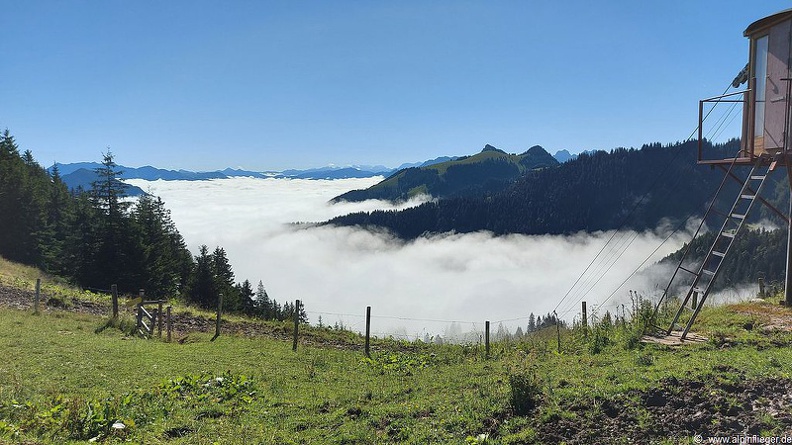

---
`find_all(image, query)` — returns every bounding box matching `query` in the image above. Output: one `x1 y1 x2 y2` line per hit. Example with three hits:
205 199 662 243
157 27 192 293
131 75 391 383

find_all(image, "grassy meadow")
2 258 792 444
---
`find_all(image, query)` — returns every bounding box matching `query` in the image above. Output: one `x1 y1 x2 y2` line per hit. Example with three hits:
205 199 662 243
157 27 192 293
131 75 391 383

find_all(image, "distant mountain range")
332 144 559 203
50 162 383 195
51 148 573 195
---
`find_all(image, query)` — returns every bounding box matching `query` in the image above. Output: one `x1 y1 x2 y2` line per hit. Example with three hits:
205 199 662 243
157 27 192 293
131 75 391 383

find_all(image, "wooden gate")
136 300 167 338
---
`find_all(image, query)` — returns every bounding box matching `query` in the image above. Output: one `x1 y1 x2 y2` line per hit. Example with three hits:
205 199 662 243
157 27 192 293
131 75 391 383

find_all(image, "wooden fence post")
292 299 300 352
365 306 371 357
157 301 163 338
111 284 118 318
691 291 698 310
136 303 143 334
34 278 40 315
166 306 172 343
555 311 561 353
211 293 223 342
485 320 490 359
582 301 588 339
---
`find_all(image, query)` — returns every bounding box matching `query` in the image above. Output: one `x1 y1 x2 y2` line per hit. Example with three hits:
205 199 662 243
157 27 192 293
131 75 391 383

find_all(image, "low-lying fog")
127 177 699 340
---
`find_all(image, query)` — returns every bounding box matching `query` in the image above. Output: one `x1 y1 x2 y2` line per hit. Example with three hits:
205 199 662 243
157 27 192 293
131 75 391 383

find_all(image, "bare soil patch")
534 367 792 443
732 300 792 333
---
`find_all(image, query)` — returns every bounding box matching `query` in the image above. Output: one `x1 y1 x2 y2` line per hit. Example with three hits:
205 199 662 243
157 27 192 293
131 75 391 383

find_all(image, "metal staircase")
663 153 776 339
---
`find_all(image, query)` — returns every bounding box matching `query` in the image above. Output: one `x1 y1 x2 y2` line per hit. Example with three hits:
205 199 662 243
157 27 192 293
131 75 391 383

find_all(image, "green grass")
0 308 508 444
3 255 792 443
2 300 792 444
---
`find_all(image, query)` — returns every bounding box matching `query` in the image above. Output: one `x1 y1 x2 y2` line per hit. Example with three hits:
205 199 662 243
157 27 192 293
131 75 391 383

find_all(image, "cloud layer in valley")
126 177 713 339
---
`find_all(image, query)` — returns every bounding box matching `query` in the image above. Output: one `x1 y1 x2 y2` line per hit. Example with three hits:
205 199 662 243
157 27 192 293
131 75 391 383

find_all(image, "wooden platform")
640 331 708 346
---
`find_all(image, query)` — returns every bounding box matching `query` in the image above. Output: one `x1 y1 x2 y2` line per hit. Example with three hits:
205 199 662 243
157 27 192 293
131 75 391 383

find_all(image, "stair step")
740 194 756 199
721 231 736 238
731 213 746 220
701 269 716 276
711 251 726 257
750 175 766 180
679 266 698 276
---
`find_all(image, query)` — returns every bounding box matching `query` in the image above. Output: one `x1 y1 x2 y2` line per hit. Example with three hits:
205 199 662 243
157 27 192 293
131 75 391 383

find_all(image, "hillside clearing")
2 275 792 443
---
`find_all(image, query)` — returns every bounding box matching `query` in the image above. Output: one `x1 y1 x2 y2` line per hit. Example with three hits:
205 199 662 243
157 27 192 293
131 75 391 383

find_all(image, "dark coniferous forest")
0 130 304 321
327 139 759 238
662 228 788 291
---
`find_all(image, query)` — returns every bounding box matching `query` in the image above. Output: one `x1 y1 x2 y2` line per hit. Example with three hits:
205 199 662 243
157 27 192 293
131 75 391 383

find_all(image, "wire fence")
304 305 587 345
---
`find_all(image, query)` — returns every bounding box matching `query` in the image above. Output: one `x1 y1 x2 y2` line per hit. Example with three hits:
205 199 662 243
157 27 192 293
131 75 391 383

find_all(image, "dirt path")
0 283 107 315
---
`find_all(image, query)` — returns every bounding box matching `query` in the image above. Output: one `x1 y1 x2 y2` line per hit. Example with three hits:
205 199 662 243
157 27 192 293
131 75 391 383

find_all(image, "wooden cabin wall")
762 19 792 153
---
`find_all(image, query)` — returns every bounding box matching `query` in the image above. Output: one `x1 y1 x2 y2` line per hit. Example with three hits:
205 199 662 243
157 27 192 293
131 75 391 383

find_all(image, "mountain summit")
332 144 559 203
482 144 504 153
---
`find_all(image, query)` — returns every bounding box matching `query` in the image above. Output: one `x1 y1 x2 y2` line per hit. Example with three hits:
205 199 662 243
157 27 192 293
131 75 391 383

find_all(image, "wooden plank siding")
761 19 792 153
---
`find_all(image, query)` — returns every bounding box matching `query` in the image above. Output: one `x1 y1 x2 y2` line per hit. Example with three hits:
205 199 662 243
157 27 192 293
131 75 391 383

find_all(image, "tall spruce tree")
255 280 272 319
188 245 216 308
235 279 256 315
87 151 142 291
133 194 193 298
38 165 76 276
0 132 47 264
211 247 240 311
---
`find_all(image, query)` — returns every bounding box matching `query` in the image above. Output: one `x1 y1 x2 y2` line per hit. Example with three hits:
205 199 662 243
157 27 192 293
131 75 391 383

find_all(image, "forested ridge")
0 130 303 321
332 144 559 203
327 139 758 238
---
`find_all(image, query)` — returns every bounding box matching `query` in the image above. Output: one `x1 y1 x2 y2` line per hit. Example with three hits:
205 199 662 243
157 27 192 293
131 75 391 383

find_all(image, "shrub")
589 325 611 354
508 368 543 415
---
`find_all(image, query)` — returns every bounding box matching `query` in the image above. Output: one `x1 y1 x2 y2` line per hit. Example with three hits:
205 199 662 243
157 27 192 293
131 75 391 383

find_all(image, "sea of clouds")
126 176 710 340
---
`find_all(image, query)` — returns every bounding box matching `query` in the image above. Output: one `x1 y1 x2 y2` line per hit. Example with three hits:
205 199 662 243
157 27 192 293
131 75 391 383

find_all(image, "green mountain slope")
332 144 559 202
327 140 771 239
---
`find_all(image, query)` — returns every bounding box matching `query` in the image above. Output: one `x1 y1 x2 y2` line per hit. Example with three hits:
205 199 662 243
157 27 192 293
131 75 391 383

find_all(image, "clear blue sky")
1 1 788 171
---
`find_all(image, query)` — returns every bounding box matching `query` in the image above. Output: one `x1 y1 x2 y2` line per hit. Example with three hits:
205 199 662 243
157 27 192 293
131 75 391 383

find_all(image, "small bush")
621 325 643 350
95 314 137 335
362 352 435 376
508 369 542 415
589 325 611 354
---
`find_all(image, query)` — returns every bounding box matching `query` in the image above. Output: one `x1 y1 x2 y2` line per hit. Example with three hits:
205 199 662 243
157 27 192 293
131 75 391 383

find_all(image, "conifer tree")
67 190 100 285
0 132 46 264
255 280 272 320
189 245 216 308
38 165 76 276
211 247 240 310
235 279 255 315
85 151 144 290
132 194 194 298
